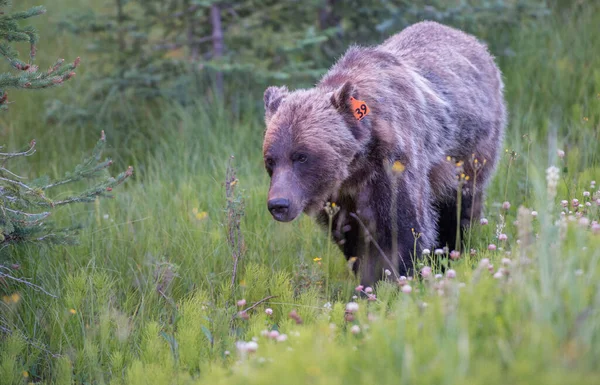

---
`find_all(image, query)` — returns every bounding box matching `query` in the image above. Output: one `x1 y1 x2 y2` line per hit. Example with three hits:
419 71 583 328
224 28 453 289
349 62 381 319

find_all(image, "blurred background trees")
0 1 131 249
49 0 550 127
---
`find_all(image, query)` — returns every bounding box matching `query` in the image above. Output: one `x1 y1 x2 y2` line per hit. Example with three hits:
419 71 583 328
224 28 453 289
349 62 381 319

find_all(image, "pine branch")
42 130 109 190
0 270 57 298
0 132 133 246
0 4 79 110
52 166 133 206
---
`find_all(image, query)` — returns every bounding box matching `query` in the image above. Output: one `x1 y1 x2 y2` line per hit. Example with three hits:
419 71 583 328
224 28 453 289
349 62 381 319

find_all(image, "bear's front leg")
316 207 366 276
353 171 435 287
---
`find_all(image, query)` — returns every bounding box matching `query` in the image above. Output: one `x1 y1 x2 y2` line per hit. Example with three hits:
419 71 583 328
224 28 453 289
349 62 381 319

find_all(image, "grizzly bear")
262 21 506 286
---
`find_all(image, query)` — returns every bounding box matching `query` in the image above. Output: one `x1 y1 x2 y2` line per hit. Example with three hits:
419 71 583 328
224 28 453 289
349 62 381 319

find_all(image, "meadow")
1 1 600 384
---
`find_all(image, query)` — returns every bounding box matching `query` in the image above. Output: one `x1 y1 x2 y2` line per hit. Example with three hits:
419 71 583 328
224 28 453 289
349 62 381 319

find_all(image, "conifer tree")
0 1 132 247
0 1 80 109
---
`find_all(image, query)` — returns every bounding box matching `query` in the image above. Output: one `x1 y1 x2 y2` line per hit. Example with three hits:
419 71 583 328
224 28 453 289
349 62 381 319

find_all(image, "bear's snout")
268 198 292 221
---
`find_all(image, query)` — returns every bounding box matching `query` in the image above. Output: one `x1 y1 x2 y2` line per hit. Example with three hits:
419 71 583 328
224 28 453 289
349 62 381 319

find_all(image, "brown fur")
262 21 506 286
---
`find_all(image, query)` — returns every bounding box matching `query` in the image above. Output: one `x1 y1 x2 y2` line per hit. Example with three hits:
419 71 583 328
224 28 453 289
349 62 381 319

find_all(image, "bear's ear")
264 86 289 122
330 81 358 114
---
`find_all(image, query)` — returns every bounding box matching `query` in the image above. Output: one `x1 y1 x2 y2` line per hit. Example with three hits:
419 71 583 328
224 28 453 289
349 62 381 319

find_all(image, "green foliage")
0 2 132 249
0 133 132 246
50 0 549 128
1 1 600 385
0 1 79 110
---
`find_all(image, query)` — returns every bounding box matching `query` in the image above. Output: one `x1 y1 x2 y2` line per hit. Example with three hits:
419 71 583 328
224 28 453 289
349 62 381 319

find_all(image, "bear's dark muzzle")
268 198 292 222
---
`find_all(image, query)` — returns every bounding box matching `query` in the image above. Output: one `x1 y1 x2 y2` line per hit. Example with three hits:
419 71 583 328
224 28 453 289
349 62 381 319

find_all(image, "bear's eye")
265 157 276 168
294 153 308 164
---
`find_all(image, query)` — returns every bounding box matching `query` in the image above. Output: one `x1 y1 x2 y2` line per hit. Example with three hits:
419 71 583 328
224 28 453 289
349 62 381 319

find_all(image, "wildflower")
3 293 21 304
479 258 490 268
346 302 359 313
397 276 408 286
350 325 361 334
238 311 249 320
502 201 511 210
313 257 322 262
501 258 512 266
69 308 77 315
443 246 449 253
103 214 109 220
420 266 432 278
480 218 488 225
276 334 288 342
402 285 412 294
324 202 340 216
384 269 392 276
531 211 538 217
323 302 332 310
597 199 600 206
355 285 364 292
364 286 373 294
583 191 591 197
245 341 258 353
546 166 560 201
586 202 591 207
224 350 230 356
352 295 358 300
261 330 269 337
579 217 590 227
235 341 249 353
435 273 443 279
269 330 280 339
450 250 460 260
446 269 456 279
434 248 444 255
557 149 565 158
498 233 508 241
488 244 497 251
265 308 273 316
592 223 600 234
470 249 477 256
367 294 377 301
237 299 246 307
392 160 405 173
591 180 596 188
493 270 504 279
422 248 431 255
289 310 303 324
561 200 568 207
572 199 579 208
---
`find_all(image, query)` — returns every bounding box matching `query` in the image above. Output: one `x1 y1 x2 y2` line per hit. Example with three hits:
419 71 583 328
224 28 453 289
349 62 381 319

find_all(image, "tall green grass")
1 1 600 384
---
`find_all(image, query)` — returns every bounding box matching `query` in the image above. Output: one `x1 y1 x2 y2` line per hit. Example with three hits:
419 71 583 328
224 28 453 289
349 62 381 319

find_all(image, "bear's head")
262 81 371 222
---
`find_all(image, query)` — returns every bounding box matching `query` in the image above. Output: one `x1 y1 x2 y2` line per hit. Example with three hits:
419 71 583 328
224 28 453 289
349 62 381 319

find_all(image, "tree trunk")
187 0 199 62
210 3 224 98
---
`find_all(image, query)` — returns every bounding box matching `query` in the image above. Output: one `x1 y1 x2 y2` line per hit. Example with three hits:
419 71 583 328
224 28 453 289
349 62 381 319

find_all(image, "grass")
1 1 600 384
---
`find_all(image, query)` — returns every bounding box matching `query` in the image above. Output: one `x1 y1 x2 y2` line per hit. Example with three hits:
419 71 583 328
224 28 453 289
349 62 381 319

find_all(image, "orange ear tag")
350 97 370 121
